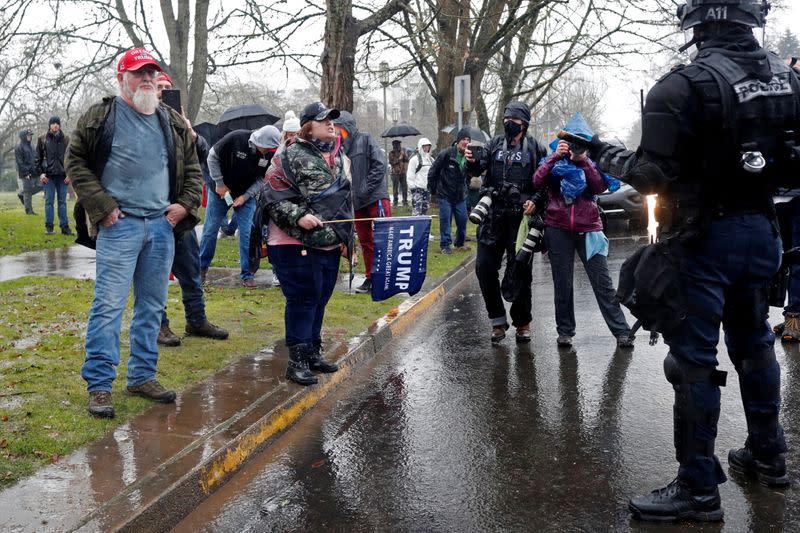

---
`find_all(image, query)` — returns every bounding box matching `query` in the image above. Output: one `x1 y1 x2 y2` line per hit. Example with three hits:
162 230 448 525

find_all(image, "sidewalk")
0 255 476 533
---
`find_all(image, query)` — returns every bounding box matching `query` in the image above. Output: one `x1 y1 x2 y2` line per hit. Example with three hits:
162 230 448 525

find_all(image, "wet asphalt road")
174 233 800 532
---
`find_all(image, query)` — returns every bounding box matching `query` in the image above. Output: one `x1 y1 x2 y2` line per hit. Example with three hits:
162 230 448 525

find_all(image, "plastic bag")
552 159 586 201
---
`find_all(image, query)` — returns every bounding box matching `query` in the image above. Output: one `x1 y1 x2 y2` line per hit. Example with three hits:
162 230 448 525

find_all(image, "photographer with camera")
533 130 633 350
465 101 547 343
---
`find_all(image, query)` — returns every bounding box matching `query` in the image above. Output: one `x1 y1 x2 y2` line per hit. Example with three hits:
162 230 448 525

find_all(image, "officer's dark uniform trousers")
663 214 786 487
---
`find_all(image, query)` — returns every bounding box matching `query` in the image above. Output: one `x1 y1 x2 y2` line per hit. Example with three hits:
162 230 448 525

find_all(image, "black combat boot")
629 478 723 522
308 339 339 373
286 344 318 386
728 448 790 487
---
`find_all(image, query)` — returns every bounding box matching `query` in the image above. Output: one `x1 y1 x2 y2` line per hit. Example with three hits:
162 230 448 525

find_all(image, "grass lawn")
0 192 78 255
0 227 472 488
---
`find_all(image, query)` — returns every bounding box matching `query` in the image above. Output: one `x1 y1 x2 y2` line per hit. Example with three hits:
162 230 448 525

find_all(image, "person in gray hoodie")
333 111 388 294
14 129 40 214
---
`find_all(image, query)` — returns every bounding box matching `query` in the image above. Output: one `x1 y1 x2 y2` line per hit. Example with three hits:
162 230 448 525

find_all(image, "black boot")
286 344 318 386
629 478 723 522
728 447 789 487
308 339 339 373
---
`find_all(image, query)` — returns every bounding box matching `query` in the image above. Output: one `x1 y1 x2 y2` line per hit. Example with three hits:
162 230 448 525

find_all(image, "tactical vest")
678 49 800 207
486 137 535 200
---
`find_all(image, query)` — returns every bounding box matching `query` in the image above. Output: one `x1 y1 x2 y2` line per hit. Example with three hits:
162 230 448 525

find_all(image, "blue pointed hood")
549 112 594 152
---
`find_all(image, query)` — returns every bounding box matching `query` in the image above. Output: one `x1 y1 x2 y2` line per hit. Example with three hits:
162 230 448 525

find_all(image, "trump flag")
371 217 431 301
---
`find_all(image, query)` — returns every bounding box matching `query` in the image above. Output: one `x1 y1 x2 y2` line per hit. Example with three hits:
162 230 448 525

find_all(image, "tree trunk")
321 0 357 111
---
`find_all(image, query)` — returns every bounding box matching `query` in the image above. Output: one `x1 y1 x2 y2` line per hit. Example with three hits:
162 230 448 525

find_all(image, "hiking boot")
440 247 452 254
454 245 472 252
127 379 176 403
617 333 635 348
629 478 723 523
241 278 258 288
157 324 181 347
185 320 229 340
286 345 318 386
87 391 115 418
774 322 785 335
45 225 54 235
515 323 532 343
782 312 800 342
557 334 573 347
728 447 790 488
309 340 338 373
354 278 372 294
491 325 508 343
26 210 36 215
17 192 24 206
61 226 74 236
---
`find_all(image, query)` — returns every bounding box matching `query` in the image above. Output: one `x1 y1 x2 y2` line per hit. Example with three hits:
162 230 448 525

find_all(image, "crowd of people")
9 0 800 522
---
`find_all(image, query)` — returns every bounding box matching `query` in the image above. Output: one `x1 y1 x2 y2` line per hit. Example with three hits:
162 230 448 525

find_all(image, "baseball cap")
300 102 340 126
117 48 162 74
156 72 174 85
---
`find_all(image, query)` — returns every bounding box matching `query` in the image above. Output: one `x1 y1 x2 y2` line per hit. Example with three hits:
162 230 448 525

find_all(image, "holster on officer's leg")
664 352 728 486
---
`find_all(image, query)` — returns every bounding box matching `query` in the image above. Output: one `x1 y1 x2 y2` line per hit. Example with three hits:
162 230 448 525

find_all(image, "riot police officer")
465 101 547 343
589 0 800 522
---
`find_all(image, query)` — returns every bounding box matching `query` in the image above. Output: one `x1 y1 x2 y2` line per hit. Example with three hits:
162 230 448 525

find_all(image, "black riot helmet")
677 0 770 30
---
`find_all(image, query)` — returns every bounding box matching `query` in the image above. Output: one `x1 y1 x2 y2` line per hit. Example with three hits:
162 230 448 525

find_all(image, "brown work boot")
491 324 508 343
185 320 229 340
241 278 258 288
88 391 115 418
157 323 181 347
127 379 176 403
515 323 532 343
782 312 800 342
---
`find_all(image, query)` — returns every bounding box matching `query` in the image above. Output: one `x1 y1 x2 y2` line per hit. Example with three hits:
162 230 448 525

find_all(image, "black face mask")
504 121 523 139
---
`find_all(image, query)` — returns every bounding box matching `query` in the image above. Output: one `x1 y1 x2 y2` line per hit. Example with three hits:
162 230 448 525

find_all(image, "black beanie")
48 116 61 126
503 101 531 124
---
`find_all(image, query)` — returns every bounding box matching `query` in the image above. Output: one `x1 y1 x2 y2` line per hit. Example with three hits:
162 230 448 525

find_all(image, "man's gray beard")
131 88 158 114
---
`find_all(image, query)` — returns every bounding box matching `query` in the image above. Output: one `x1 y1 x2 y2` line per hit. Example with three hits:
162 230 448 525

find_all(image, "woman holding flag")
261 102 354 386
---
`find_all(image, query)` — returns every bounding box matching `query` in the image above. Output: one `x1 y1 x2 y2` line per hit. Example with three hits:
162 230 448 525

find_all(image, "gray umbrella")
381 122 422 138
217 104 279 130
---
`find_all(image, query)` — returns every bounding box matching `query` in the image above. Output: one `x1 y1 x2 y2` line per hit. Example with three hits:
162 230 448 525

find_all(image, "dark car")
597 183 646 229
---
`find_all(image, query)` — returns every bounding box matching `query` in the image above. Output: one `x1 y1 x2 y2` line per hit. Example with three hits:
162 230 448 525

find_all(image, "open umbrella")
217 104 279 131
194 122 229 146
381 122 422 138
442 124 490 142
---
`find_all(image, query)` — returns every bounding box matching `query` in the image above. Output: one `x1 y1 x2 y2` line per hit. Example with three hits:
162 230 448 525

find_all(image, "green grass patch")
0 232 471 488
0 192 78 255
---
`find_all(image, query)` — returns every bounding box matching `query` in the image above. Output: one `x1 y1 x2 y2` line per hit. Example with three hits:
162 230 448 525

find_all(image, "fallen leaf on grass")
0 439 7 448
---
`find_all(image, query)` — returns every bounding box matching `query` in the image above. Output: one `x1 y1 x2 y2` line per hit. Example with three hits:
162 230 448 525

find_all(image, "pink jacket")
533 154 606 233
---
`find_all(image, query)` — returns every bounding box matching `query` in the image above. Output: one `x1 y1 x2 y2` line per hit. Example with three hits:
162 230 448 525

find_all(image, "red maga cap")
117 48 162 74
156 72 174 85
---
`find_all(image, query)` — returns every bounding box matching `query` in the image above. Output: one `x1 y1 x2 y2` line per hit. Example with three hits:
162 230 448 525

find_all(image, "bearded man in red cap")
66 48 203 418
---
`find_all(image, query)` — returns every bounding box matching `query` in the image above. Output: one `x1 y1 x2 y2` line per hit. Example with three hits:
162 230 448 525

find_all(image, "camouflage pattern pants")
410 187 430 216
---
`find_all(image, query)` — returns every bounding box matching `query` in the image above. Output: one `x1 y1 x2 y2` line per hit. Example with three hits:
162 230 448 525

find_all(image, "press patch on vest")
734 73 793 103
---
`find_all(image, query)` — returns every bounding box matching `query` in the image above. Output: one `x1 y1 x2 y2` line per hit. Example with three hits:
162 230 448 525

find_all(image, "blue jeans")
199 192 256 280
224 212 239 235
663 214 785 487
162 230 206 327
438 197 467 249
268 245 340 347
43 174 69 228
82 215 175 391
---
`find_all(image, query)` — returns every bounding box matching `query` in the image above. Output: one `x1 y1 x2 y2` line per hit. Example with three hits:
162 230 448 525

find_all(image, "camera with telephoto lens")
469 193 493 224
515 214 546 264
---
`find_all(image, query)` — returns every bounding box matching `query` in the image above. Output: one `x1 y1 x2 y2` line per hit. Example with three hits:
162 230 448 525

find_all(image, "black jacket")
334 111 388 210
14 131 37 179
428 146 469 203
37 130 69 177
209 130 268 198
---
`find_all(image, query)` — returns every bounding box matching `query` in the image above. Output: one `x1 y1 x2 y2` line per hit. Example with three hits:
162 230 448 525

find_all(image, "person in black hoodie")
333 111 389 294
14 129 39 215
37 116 73 235
199 125 281 287
428 127 472 254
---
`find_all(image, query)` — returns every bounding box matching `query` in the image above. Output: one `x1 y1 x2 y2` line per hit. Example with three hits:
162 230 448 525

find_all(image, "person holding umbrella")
388 139 409 207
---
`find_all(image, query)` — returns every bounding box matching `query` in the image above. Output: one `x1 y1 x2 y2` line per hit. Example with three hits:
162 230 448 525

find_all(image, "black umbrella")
442 124 491 142
194 122 229 146
381 122 422 138
217 104 279 131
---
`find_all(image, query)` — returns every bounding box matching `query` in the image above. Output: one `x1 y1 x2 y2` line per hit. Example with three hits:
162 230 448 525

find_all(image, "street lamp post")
379 61 390 184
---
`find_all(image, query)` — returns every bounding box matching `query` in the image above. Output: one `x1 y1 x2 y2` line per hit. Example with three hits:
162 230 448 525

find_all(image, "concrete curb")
78 255 476 532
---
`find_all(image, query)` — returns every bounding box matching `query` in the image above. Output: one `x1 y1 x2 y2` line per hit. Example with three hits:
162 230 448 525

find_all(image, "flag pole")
320 215 438 225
